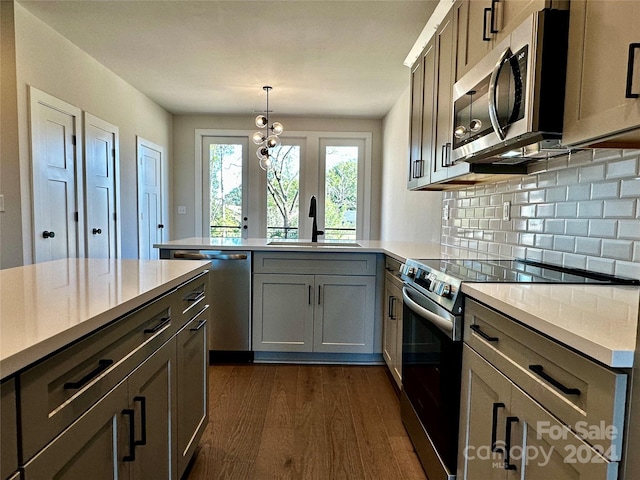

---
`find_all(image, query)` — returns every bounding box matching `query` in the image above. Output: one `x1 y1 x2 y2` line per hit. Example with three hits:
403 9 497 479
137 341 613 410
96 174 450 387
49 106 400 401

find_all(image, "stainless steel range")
399 258 639 480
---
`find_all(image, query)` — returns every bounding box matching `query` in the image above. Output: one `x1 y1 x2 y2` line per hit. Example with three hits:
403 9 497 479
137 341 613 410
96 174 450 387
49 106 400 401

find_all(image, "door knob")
92 228 102 235
158 224 164 229
42 231 55 239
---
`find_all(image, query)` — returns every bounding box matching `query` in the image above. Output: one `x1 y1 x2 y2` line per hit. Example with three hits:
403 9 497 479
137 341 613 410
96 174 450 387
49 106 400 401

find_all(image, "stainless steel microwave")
451 9 569 165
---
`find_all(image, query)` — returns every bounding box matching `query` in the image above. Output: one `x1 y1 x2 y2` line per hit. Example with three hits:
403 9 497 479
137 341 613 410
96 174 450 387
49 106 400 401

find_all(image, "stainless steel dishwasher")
160 249 253 362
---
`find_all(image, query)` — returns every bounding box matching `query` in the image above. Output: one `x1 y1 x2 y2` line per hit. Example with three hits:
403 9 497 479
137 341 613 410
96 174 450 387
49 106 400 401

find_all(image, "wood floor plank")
323 382 367 479
250 427 295 480
345 366 405 479
264 365 299 429
389 434 429 480
365 366 407 437
321 365 346 385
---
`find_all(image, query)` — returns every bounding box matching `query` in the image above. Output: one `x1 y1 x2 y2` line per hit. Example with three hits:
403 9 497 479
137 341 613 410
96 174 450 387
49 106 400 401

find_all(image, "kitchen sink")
267 241 362 247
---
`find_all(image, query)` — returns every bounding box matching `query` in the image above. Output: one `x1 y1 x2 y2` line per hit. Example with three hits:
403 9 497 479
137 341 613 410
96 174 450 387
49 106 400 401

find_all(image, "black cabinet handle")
64 359 113 389
626 43 640 98
483 7 492 41
503 416 519 470
529 365 581 395
133 396 147 446
184 291 205 302
491 402 505 453
122 409 136 462
318 285 321 305
446 142 452 167
391 297 397 320
42 230 55 239
308 285 312 305
143 316 171 334
470 324 499 342
190 318 207 332
490 0 499 33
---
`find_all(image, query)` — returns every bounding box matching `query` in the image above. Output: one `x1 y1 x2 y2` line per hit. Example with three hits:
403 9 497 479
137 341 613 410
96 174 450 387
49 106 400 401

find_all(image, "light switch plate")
502 201 511 221
443 204 450 220
0 195 4 212
177 206 187 215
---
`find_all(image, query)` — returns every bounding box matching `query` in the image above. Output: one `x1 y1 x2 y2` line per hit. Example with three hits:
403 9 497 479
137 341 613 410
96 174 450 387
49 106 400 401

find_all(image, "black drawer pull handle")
504 416 519 471
144 316 171 334
122 408 136 462
626 43 640 99
64 359 113 389
133 396 147 446
529 365 581 395
185 291 205 302
491 402 505 453
483 7 492 41
190 319 207 332
470 324 499 342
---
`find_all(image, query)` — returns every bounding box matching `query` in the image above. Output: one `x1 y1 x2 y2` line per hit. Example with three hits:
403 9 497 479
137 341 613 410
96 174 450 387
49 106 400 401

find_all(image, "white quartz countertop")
462 283 640 368
155 237 460 263
0 258 210 378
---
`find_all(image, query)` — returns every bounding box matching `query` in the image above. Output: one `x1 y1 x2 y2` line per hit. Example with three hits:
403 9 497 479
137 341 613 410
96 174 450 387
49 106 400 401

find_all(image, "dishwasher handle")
173 251 248 261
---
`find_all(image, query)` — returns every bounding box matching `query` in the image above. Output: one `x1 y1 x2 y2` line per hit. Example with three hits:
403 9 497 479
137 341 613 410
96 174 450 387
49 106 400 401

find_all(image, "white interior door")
29 87 83 263
137 138 164 259
84 113 120 259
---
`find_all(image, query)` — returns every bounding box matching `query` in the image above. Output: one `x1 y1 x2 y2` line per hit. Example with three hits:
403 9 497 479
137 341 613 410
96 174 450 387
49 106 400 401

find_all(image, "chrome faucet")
308 195 324 242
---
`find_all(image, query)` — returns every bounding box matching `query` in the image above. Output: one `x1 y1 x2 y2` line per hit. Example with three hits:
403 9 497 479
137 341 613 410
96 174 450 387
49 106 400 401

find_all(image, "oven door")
401 285 462 480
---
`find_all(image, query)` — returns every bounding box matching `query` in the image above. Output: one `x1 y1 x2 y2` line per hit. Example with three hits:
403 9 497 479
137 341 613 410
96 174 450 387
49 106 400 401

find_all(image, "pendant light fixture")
253 86 284 171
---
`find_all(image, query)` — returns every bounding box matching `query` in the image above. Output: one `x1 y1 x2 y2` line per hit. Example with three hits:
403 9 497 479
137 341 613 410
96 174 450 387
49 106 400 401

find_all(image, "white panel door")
84 113 120 259
137 138 164 260
29 88 83 263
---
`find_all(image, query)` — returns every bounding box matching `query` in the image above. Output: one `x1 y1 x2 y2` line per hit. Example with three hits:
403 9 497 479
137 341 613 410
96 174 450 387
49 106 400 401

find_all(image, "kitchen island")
0 258 211 480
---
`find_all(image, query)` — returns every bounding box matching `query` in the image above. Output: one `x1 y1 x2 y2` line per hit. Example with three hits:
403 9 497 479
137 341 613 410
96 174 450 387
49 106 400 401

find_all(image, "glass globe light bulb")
255 115 268 128
266 135 281 149
271 122 284 136
252 131 266 145
257 146 270 160
259 156 272 171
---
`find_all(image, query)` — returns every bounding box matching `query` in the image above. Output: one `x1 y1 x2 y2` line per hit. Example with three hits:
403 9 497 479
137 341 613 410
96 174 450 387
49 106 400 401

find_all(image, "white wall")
9 4 173 262
172 115 383 240
380 86 442 243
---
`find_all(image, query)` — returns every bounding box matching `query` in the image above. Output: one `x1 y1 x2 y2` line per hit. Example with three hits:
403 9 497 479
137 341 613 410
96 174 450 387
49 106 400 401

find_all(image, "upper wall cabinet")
453 0 560 81
563 0 640 147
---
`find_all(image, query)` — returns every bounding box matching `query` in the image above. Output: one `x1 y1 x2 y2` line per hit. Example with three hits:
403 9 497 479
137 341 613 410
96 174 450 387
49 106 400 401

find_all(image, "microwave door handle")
488 46 512 141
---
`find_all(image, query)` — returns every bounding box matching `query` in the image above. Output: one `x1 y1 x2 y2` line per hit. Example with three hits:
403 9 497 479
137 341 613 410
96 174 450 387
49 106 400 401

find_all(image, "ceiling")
18 0 438 118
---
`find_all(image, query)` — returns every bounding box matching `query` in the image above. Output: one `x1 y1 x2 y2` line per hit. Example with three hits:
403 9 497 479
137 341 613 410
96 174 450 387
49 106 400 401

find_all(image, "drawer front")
175 270 209 328
465 298 627 460
384 256 403 289
1 378 18 480
254 252 377 276
19 293 174 461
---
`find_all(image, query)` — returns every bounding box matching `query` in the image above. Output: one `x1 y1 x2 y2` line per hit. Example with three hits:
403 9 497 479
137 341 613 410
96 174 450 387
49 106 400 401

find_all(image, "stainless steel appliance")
451 9 569 165
160 249 253 362
399 258 639 480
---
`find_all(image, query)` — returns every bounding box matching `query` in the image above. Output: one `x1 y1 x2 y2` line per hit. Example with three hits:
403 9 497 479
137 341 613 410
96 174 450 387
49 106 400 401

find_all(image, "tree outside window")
324 146 358 240
266 145 300 239
209 143 242 237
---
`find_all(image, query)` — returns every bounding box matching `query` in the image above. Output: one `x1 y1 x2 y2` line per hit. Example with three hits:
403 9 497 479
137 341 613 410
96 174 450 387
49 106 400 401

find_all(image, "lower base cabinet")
382 257 403 388
23 338 177 480
458 345 617 479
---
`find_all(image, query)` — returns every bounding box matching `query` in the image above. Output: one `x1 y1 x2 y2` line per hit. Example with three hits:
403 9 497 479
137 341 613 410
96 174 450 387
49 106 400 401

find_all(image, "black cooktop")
413 258 640 285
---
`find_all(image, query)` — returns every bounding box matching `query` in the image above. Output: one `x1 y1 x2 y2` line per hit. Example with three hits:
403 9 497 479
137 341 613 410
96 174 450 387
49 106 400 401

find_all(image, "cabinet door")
176 309 208 478
313 275 376 354
127 339 177 480
1 379 18 480
253 274 314 352
563 0 640 146
431 11 457 184
454 0 493 81
458 345 511 480
509 386 618 480
22 380 129 480
383 280 402 388
408 54 425 190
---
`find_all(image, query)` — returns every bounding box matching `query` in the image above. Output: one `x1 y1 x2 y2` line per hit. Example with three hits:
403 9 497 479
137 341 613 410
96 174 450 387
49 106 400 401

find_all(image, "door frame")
28 86 84 262
136 136 167 258
83 112 121 258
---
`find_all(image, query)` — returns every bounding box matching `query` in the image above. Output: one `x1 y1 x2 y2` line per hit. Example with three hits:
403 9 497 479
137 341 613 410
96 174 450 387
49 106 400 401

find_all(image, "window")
266 143 301 239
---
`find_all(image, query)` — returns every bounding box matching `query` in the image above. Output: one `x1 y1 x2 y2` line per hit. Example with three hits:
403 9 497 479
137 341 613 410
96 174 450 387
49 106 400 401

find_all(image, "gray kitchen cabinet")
382 257 403 388
563 0 640 147
1 378 18 480
176 306 209 478
252 252 378 355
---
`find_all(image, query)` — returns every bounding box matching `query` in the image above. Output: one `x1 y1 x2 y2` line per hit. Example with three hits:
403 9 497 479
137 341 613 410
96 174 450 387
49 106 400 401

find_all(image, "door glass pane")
266 145 300 239
324 146 358 240
209 143 243 238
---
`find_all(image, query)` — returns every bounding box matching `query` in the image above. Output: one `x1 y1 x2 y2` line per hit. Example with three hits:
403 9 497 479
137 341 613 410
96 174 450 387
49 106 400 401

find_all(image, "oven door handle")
402 287 453 336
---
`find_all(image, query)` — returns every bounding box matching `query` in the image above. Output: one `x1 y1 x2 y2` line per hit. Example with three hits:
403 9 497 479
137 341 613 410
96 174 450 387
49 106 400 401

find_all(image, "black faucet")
308 195 324 242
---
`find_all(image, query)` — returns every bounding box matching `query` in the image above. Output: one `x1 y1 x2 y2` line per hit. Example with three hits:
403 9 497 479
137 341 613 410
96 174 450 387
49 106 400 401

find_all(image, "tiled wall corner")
441 149 640 280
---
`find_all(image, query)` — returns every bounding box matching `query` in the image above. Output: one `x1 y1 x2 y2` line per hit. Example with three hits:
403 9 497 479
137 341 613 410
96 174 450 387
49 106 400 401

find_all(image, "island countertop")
0 258 210 378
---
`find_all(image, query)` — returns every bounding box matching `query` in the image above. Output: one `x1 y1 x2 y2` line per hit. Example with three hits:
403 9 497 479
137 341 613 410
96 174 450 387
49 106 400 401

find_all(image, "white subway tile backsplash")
441 149 640 279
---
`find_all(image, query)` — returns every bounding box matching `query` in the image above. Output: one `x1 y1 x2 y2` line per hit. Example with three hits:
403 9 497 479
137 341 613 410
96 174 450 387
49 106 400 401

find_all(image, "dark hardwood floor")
185 364 427 480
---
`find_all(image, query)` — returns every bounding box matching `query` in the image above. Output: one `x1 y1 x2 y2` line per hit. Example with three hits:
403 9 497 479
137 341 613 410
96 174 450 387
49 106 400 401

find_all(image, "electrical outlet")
177 206 187 215
502 201 511 221
443 204 450 220
0 195 4 212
